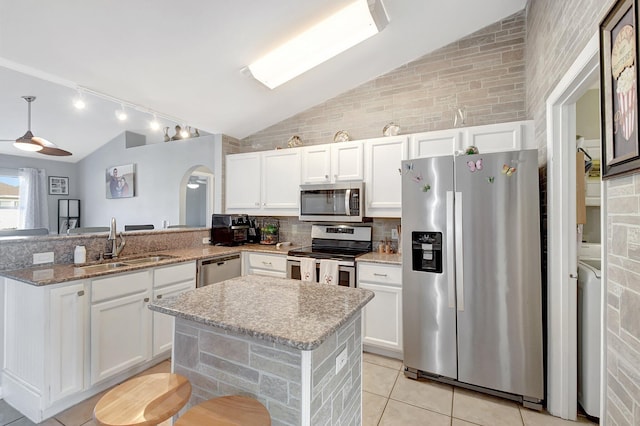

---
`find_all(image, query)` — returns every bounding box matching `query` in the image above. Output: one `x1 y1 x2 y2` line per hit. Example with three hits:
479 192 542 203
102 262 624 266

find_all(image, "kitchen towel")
300 258 316 282
319 259 339 285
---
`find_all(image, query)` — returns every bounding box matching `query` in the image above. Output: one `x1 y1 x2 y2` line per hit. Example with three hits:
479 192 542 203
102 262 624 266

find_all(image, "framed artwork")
48 176 69 195
106 164 135 199
600 0 640 179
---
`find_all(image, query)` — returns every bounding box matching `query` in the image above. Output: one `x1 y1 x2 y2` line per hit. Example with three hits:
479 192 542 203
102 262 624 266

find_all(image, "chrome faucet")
106 217 126 258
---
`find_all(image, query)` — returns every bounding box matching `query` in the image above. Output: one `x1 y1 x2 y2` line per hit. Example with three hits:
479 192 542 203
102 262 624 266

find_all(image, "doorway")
179 166 214 227
545 33 606 420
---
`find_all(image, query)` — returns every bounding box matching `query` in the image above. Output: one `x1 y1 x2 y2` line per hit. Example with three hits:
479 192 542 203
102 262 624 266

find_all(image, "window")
0 174 20 230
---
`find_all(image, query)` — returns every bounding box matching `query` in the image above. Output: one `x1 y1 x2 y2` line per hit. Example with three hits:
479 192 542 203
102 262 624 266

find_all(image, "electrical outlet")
391 229 398 240
335 346 348 374
33 252 54 264
202 237 210 245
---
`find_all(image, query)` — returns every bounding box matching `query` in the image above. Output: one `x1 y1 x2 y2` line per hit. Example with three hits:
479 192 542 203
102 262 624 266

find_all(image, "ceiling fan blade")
37 146 72 156
0 139 16 142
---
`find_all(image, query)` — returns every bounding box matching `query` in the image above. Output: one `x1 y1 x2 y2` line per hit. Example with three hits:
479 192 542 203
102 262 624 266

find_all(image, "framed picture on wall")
48 176 69 195
600 0 640 179
105 163 135 199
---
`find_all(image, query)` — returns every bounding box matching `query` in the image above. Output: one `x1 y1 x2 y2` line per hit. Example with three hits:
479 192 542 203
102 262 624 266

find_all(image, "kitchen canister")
74 245 86 265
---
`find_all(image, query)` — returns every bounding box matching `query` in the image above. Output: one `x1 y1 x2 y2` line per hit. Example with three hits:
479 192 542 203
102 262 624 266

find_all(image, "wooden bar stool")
94 373 191 426
175 395 271 426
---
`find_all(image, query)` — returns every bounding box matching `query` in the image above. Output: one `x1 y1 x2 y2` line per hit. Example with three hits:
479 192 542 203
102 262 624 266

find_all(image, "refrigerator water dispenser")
411 232 442 273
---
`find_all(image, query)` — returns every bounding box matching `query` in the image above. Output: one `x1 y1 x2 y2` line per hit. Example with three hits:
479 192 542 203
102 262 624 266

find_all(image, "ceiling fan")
0 96 72 156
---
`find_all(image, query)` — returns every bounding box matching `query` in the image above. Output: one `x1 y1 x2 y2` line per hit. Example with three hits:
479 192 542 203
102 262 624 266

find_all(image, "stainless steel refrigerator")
401 149 543 406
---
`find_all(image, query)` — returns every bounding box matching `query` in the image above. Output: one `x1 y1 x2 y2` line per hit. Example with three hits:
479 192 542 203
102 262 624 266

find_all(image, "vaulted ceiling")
0 0 526 162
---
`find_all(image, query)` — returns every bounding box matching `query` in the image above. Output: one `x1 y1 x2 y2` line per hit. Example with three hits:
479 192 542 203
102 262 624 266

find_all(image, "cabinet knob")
144 297 150 303
263 202 266 206
157 294 163 299
325 175 329 179
77 290 85 296
255 202 260 206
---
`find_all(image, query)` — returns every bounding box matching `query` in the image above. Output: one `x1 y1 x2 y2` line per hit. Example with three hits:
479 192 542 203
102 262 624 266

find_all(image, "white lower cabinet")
2 261 196 423
90 270 152 385
358 262 403 359
242 252 287 278
152 262 196 356
3 278 89 422
49 282 88 403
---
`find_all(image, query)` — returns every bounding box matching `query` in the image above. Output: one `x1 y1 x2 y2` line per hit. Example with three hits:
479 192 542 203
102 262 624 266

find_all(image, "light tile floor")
362 352 599 426
0 354 599 425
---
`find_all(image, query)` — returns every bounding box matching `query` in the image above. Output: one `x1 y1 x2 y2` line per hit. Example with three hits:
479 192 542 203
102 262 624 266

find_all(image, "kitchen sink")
77 254 177 272
122 254 177 264
78 262 129 272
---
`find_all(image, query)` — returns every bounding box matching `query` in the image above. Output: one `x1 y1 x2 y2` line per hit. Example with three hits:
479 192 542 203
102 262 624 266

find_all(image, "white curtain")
18 168 49 231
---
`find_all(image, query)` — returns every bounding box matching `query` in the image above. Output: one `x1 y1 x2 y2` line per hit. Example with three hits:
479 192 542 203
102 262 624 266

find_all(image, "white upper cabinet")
262 149 301 211
301 145 331 184
409 120 534 159
460 121 534 154
363 136 408 217
301 141 363 184
226 152 261 210
409 129 462 158
226 149 301 215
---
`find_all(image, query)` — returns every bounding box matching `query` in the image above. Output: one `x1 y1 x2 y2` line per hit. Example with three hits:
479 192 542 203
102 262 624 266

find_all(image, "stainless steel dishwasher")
197 253 241 287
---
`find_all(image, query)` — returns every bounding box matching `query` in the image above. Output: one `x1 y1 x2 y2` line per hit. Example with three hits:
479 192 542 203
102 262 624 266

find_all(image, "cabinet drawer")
358 263 401 285
91 270 151 303
247 253 287 272
153 261 196 288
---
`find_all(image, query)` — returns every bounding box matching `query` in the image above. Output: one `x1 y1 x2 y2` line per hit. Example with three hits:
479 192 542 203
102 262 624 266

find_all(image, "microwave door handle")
345 189 351 216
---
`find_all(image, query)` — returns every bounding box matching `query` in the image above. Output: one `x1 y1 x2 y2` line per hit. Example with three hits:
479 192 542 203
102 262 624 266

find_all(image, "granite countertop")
148 275 374 350
0 243 297 286
357 251 402 265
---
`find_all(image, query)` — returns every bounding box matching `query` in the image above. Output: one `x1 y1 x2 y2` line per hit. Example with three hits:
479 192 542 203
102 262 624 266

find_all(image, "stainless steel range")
287 224 372 287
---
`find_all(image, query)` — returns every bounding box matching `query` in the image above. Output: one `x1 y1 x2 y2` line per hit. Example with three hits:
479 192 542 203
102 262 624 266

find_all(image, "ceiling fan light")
180 126 190 139
14 131 43 152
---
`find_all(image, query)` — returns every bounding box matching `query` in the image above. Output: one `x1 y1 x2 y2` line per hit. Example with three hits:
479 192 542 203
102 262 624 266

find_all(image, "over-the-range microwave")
299 182 364 222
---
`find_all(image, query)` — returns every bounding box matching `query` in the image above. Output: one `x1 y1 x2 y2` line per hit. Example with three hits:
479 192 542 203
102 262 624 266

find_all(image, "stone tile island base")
173 312 363 426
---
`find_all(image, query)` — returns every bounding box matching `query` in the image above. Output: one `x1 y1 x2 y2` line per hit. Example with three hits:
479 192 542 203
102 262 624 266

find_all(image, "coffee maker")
210 214 249 246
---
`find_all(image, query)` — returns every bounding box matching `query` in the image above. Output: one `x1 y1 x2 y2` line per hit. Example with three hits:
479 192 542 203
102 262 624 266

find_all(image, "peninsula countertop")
148 275 374 350
0 243 297 286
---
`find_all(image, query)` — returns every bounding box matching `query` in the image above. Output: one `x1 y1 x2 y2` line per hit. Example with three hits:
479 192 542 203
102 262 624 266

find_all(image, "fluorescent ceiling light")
247 0 388 89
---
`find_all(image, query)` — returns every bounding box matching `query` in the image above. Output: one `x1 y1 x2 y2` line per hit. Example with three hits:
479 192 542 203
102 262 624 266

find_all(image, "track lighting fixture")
149 114 160 131
73 89 86 110
115 104 128 121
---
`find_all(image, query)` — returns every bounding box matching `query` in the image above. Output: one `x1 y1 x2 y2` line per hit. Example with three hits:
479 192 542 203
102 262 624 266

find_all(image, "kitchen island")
149 275 374 426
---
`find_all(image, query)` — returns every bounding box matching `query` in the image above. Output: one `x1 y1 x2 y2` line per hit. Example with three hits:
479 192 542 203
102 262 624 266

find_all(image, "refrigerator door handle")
455 191 464 311
446 191 456 309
